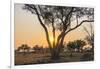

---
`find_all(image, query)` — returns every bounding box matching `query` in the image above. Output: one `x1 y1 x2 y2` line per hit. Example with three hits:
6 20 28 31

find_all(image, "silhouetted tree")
83 23 94 51
23 4 94 59
33 45 44 53
75 40 86 52
17 46 22 52
67 41 76 56
67 40 86 56
17 44 30 54
33 45 40 50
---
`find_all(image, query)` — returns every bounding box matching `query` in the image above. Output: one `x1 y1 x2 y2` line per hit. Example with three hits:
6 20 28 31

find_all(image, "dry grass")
15 52 93 65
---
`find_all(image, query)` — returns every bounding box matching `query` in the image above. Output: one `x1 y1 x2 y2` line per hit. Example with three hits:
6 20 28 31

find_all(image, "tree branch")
25 4 43 17
57 20 94 49
64 7 74 23
25 4 52 49
56 11 73 46
65 20 94 35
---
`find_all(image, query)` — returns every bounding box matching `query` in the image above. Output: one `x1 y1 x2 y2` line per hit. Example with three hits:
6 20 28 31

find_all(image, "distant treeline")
15 39 93 54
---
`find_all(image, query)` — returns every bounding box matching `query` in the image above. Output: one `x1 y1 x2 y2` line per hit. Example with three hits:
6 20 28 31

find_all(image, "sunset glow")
50 36 54 44
14 3 94 65
14 4 93 49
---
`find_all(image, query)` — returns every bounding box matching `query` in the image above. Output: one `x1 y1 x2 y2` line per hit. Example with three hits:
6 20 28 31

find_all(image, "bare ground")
15 52 93 65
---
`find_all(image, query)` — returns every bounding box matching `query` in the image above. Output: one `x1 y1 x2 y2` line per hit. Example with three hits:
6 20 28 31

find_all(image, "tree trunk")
51 48 60 60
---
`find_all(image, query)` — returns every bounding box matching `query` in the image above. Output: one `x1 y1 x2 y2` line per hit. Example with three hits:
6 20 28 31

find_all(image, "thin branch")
64 7 74 23
83 26 91 38
38 5 44 19
65 20 94 35
25 4 43 17
76 15 78 25
89 23 94 36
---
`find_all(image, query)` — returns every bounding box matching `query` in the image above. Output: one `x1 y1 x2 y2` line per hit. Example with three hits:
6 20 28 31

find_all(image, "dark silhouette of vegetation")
32 45 44 53
23 4 94 60
17 44 30 54
67 40 86 56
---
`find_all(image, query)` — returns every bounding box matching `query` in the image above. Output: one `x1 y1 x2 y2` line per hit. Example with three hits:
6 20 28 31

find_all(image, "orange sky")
14 4 93 49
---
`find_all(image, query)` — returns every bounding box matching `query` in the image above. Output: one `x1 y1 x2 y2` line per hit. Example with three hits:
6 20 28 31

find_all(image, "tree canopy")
23 4 94 59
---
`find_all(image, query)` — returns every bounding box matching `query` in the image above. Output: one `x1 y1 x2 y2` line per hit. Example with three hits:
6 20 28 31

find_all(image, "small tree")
67 40 86 56
74 40 86 52
18 44 30 54
33 45 44 53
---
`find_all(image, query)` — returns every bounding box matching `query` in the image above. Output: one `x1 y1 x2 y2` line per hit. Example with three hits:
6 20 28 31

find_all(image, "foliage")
67 40 86 51
17 44 30 54
33 45 43 50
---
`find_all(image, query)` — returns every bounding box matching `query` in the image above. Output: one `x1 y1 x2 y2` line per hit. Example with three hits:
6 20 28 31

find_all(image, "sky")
14 3 93 49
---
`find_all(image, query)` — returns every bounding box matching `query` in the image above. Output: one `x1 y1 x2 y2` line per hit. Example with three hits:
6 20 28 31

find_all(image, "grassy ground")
15 52 94 65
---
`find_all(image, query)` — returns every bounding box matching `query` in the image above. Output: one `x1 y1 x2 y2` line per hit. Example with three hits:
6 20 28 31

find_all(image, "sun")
50 36 54 43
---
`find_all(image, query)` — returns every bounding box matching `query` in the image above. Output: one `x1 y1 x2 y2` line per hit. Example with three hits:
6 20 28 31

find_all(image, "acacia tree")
23 4 94 59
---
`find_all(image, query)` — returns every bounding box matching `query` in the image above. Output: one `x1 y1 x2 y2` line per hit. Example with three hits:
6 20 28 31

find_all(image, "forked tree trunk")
50 39 65 60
